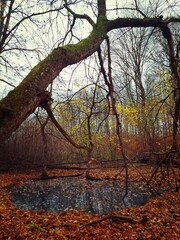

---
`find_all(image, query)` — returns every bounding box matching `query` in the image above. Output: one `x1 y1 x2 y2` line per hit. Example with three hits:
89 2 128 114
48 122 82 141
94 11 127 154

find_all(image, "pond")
11 177 154 214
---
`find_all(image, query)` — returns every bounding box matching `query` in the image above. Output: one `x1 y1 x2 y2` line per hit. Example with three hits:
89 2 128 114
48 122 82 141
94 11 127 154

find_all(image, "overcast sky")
0 0 179 99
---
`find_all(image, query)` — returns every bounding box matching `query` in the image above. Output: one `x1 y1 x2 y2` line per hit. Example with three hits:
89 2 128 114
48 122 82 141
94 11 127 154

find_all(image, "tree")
0 0 179 151
0 0 65 90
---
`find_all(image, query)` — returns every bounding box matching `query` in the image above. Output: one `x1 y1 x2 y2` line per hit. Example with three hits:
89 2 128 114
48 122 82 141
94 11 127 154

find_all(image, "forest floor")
0 165 179 239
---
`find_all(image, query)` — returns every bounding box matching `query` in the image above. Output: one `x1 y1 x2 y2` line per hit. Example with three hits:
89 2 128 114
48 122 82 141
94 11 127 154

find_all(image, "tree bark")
0 16 107 143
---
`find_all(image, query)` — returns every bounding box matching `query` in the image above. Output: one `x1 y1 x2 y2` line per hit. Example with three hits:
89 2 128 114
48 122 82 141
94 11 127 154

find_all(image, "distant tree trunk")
36 111 49 179
40 123 49 179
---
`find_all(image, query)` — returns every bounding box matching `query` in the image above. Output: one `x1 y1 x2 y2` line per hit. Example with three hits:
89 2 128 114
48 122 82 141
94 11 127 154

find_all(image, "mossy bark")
0 18 107 143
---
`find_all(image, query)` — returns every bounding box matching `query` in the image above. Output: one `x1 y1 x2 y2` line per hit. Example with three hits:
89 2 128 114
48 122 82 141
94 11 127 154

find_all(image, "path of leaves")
0 166 179 239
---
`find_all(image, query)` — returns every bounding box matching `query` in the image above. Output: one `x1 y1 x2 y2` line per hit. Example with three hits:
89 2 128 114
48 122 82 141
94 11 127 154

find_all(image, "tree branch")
0 79 15 88
106 17 180 32
0 18 106 143
43 97 90 152
64 4 95 26
0 5 65 52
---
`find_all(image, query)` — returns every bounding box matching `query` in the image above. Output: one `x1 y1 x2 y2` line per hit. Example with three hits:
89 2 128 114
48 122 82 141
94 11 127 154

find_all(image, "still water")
11 177 153 214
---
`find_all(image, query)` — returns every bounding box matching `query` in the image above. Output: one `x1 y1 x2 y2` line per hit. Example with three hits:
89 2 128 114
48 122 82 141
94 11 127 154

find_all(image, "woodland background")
0 0 179 168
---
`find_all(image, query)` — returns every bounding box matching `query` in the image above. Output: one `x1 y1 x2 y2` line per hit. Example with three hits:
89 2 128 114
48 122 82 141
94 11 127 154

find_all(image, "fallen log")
82 215 149 227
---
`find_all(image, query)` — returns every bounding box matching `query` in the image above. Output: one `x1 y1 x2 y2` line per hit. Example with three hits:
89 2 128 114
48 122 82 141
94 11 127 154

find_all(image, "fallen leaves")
0 166 179 239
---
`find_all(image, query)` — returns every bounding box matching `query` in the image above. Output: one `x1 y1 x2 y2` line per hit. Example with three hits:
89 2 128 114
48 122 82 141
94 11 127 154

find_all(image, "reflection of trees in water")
11 178 153 214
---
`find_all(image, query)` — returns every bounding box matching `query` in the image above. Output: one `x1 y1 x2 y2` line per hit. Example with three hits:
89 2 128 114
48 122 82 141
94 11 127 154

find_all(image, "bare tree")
0 0 179 153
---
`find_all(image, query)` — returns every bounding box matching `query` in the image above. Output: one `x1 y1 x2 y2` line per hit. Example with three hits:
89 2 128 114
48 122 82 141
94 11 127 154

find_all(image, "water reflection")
11 177 152 214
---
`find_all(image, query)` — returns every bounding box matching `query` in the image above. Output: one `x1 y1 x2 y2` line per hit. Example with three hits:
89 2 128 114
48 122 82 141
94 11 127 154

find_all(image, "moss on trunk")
0 17 107 143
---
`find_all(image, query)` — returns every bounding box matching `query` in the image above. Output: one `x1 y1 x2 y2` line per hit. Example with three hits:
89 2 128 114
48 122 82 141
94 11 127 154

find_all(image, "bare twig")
0 79 15 88
64 4 95 26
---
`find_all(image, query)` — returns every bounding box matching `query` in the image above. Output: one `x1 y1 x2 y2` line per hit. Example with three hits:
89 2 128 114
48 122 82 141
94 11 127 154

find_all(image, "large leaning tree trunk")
0 0 179 145
0 15 106 143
